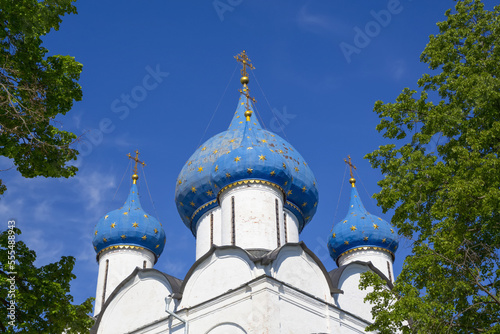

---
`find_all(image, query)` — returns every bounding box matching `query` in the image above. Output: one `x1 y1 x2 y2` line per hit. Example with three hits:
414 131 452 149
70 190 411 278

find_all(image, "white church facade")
90 51 398 334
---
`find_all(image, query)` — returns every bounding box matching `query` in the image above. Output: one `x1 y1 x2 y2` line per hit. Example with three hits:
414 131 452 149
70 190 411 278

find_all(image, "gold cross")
234 50 255 77
344 155 357 178
127 150 146 175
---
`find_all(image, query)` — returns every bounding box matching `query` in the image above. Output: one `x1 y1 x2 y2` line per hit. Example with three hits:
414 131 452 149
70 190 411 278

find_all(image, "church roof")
92 179 166 259
327 178 398 264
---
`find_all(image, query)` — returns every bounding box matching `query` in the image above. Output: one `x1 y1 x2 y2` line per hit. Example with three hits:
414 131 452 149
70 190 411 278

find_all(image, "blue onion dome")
93 176 166 261
327 178 398 265
175 51 319 234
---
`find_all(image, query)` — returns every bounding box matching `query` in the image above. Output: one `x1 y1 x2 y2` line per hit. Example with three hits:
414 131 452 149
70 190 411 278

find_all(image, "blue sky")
0 0 469 306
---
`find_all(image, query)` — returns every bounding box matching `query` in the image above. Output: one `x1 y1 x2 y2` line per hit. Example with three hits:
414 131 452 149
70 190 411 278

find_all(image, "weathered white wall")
94 247 155 315
272 247 332 301
284 209 299 243
338 248 394 283
195 207 221 260
219 183 284 250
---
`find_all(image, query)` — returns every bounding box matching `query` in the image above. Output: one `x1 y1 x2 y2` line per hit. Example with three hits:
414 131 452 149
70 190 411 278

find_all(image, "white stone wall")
283 209 299 243
94 247 155 315
219 183 284 250
96 270 175 334
125 276 374 334
195 207 222 260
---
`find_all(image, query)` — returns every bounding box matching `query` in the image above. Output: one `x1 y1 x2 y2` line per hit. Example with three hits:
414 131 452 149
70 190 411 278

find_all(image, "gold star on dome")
144 214 148 218
213 149 218 154
382 238 386 243
133 222 138 228
283 163 286 169
259 155 266 160
207 190 214 196
302 186 306 192
154 228 158 234
373 224 379 229
247 147 253 150
178 180 182 184
294 167 299 172
191 187 197 193
247 168 253 174
239 121 243 124
350 225 357 231
103 238 107 242
95 230 98 235
390 228 394 233
234 156 241 162
303 162 307 166
188 161 192 166
261 139 267 143
215 165 219 172
344 241 349 245
123 212 128 215
270 171 276 176
284 181 288 186
332 232 336 238
111 223 116 228
364 236 369 241
279 149 283 153
236 115 240 118
197 166 204 173
302 202 307 207
287 190 292 196
142 235 147 240
105 215 109 219
201 147 207 151
230 139 235 143
378 217 382 221
190 201 195 207
156 245 160 248
180 202 184 206
226 173 231 178
314 202 318 207
121 235 126 239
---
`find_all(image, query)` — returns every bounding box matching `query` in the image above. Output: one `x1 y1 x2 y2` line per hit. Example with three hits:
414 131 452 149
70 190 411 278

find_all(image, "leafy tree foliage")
0 0 82 195
360 1 500 333
0 228 93 333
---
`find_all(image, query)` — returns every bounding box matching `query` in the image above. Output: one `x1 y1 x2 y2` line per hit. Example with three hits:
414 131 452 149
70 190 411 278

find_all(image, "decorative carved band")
339 246 395 261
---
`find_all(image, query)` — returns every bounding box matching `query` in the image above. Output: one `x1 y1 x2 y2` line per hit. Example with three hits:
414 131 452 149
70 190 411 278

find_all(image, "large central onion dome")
327 177 398 265
175 62 318 235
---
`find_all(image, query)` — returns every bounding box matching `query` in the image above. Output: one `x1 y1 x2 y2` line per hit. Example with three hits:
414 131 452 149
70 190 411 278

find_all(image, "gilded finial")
127 150 146 184
344 155 357 187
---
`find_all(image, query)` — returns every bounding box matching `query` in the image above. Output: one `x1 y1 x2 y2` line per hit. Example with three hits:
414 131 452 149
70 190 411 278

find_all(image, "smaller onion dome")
327 178 398 265
92 171 166 261
211 108 292 195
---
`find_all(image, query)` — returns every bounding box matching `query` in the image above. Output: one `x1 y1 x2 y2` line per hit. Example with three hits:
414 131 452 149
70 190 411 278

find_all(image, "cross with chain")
344 155 357 179
127 150 146 180
234 50 255 77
